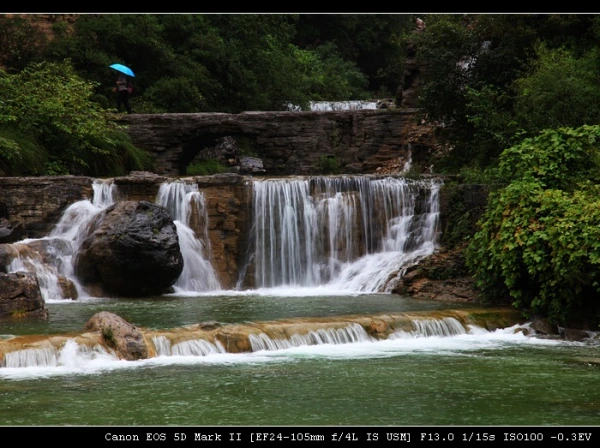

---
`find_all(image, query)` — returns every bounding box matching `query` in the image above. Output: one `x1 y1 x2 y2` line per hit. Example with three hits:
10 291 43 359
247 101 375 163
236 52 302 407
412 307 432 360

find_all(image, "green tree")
1 14 393 113
0 15 48 73
413 14 600 172
292 42 370 104
513 44 600 133
294 14 412 96
0 60 153 176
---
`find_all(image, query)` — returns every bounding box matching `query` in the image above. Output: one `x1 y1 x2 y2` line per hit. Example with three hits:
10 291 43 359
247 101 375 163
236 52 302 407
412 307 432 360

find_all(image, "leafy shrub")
466 125 600 327
186 158 228 176
0 60 153 176
0 126 46 175
317 155 339 174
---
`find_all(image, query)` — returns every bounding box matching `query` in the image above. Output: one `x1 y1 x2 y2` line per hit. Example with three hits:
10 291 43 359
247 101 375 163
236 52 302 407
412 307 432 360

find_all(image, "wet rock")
57 275 78 300
0 218 25 244
530 315 559 336
562 328 593 342
74 200 183 297
238 156 266 175
84 311 148 360
0 272 47 320
389 245 481 303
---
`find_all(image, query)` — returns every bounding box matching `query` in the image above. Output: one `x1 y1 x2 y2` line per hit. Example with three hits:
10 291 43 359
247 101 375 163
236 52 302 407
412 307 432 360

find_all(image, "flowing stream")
1 175 599 426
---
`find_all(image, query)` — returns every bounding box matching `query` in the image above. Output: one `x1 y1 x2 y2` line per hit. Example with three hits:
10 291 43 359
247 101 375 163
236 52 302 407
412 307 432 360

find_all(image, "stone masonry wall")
0 176 94 237
118 109 439 176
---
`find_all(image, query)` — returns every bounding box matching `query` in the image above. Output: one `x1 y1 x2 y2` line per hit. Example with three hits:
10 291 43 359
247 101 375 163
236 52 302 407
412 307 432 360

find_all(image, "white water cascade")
155 180 221 293
4 175 442 300
287 100 379 111
247 175 442 292
7 180 117 301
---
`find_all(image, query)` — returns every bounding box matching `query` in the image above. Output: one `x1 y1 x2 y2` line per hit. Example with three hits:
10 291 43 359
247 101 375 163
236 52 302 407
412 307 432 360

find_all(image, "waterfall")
50 179 117 248
402 146 413 173
247 175 442 292
155 181 221 292
7 180 116 301
3 340 118 368
390 318 467 339
3 175 441 299
249 323 375 351
287 100 379 111
152 336 226 357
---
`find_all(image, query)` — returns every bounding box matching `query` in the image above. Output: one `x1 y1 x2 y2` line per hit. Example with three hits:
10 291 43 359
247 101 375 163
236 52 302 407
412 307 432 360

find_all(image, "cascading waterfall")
155 180 221 292
287 100 379 111
7 180 117 301
152 335 226 357
247 318 468 352
4 175 441 300
402 146 413 173
247 175 442 292
389 317 467 339
3 340 118 369
50 179 118 247
249 323 374 351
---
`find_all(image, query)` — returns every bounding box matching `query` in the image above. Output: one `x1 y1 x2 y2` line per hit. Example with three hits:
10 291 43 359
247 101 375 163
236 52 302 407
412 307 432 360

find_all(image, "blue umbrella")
110 63 135 77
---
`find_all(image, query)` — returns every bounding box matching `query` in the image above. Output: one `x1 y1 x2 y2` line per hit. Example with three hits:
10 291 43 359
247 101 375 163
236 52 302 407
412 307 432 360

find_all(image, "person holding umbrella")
111 63 134 114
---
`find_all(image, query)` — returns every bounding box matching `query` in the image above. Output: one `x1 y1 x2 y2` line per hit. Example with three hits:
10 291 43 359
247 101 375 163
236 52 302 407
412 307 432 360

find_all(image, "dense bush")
0 60 153 176
466 125 600 327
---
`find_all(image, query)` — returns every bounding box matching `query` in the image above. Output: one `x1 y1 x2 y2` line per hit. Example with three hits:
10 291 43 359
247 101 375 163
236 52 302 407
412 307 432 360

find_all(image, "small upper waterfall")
246 175 442 292
7 180 117 301
287 100 379 111
155 180 221 293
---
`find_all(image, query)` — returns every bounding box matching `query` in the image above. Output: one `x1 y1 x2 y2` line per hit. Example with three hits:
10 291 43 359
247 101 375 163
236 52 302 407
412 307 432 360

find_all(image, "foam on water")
0 323 574 380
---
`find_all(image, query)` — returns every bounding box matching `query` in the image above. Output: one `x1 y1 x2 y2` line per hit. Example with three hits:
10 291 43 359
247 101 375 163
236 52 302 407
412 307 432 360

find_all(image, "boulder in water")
84 311 148 360
74 200 183 297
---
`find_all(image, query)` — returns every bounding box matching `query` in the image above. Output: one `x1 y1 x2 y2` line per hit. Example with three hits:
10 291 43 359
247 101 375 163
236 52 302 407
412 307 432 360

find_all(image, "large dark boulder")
0 272 47 320
74 200 184 297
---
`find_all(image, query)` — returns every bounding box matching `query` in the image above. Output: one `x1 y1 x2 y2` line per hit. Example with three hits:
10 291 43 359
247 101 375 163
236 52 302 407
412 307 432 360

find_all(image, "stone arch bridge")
118 109 437 176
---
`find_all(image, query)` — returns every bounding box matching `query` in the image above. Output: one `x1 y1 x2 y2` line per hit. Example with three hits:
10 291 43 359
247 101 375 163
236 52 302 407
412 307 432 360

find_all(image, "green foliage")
457 165 502 184
10 309 28 319
0 16 48 72
0 15 381 114
85 129 155 176
497 125 600 189
414 14 600 172
293 43 371 103
462 85 522 168
143 77 205 113
400 164 423 180
466 125 600 327
0 60 153 176
294 14 413 96
0 126 46 176
101 326 117 348
317 155 340 174
440 182 485 249
513 45 600 134
186 158 228 176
